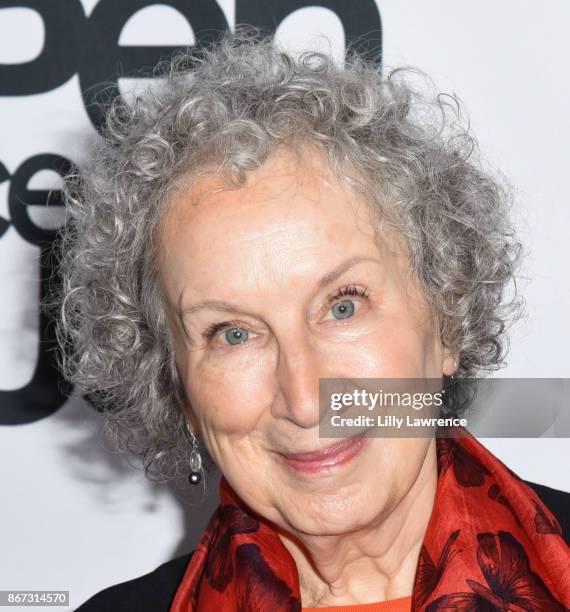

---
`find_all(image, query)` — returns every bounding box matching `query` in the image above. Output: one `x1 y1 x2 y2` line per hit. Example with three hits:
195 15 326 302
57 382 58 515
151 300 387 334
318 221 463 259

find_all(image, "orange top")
303 595 412 611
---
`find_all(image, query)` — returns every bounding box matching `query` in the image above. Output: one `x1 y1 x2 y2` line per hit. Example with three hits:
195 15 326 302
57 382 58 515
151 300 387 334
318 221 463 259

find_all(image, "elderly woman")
59 33 570 611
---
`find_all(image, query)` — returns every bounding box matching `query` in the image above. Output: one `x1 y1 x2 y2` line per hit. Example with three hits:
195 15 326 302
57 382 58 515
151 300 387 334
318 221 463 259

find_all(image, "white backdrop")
1 1 569 609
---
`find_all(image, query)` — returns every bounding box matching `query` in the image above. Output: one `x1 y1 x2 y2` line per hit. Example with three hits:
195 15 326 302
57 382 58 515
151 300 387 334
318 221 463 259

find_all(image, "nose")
271 334 322 429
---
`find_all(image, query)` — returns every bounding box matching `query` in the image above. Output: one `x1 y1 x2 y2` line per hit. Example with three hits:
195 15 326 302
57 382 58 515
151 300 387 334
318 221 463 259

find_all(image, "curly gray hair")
56 30 524 482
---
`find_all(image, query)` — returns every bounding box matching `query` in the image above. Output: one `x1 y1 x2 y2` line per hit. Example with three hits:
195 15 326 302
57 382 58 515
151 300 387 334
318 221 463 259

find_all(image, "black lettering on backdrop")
237 0 382 63
0 0 382 129
0 0 86 95
0 154 73 425
81 0 229 129
8 154 71 245
0 162 9 238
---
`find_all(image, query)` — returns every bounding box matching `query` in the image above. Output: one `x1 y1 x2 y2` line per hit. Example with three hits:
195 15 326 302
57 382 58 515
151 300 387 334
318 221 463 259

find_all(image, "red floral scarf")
170 427 570 611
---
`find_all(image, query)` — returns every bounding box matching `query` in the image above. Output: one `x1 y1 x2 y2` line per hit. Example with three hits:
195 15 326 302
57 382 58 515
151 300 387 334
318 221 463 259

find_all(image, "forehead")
164 147 364 217
155 147 393 303
159 146 374 241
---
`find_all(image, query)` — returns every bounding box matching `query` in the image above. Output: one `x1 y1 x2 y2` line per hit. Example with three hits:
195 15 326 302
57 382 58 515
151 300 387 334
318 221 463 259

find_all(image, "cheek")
374 438 432 488
182 350 276 436
334 326 431 378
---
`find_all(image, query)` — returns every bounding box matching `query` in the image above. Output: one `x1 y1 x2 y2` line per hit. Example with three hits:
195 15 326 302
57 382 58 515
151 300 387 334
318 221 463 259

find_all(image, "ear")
442 345 459 376
183 396 202 438
174 361 203 437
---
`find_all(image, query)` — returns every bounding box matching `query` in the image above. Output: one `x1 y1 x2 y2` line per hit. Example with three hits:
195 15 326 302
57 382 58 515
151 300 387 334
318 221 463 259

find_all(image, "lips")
276 435 367 475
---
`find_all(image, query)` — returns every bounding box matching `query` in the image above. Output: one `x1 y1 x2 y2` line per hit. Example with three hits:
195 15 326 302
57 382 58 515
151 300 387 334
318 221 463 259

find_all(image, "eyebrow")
179 255 378 317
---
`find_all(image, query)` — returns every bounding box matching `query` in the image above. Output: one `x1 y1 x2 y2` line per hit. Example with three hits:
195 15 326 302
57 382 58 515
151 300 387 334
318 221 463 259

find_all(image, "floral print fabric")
170 427 570 611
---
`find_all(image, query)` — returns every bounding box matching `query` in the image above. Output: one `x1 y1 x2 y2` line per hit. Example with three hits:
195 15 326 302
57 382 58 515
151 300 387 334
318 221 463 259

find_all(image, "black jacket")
76 480 570 611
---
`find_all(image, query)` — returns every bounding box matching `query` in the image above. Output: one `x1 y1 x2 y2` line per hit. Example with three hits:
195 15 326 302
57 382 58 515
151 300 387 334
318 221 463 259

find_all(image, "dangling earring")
184 422 203 486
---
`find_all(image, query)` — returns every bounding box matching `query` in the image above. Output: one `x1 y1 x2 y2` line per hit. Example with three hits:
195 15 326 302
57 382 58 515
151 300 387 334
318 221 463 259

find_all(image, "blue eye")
331 299 356 320
202 321 252 347
326 285 369 322
223 327 249 345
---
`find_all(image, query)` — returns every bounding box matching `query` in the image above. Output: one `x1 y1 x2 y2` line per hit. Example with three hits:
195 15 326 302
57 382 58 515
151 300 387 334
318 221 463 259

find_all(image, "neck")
278 437 438 607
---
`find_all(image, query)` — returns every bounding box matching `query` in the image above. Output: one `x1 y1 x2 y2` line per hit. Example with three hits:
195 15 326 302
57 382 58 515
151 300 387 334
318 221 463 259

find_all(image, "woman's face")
158 147 456 537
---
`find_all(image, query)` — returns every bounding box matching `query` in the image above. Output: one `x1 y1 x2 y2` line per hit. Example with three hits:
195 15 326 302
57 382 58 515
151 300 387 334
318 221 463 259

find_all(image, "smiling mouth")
275 435 368 475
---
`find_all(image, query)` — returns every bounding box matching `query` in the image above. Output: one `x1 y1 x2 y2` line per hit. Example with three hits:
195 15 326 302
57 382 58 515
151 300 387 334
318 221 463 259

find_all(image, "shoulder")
524 479 570 545
75 552 193 612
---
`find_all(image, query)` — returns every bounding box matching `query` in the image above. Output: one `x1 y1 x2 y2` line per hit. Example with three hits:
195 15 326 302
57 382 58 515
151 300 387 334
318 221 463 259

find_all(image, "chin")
277 485 384 537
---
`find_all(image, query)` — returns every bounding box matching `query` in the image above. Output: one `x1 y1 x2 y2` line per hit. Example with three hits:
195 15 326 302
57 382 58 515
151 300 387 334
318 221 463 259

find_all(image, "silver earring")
184 422 203 486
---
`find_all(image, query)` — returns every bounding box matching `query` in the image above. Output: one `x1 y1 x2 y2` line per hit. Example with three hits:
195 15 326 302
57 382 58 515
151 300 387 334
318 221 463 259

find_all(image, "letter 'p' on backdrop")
1 1 568 607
